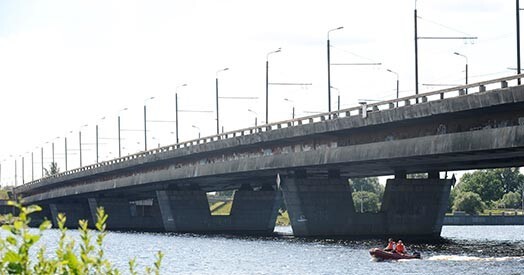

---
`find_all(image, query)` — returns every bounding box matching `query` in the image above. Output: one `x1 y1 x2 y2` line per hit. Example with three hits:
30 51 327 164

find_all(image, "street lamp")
247 109 258 127
284 98 295 120
191 125 201 139
266 48 282 123
118 107 128 158
30 151 34 181
79 124 88 167
175 84 187 144
386 69 400 106
96 117 105 163
453 52 468 93
21 155 24 184
517 0 522 84
40 146 44 178
327 26 344 113
414 5 476 102
216 68 229 135
144 97 155 151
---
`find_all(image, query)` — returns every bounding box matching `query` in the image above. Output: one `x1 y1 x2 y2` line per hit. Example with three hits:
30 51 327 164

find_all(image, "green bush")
453 191 485 215
496 191 522 209
0 201 163 274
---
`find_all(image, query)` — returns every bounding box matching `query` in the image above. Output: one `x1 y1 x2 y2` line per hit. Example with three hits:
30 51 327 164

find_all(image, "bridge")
9 74 524 239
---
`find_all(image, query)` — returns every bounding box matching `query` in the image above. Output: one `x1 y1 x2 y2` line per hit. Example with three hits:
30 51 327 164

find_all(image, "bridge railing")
19 74 524 188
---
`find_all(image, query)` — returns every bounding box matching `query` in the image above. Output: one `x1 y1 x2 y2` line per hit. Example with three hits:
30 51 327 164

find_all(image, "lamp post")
266 48 281 123
96 117 105 163
40 147 44 178
175 84 187 144
216 68 229 135
284 98 295 120
79 124 88 167
31 152 34 181
517 0 522 84
414 5 476 101
386 69 400 106
21 156 24 184
247 109 258 127
191 125 201 139
453 52 468 93
327 26 343 113
64 137 68 171
144 97 155 151
118 108 128 158
14 159 17 187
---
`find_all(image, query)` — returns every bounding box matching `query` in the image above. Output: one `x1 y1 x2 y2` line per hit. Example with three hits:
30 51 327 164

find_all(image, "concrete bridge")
11 74 524 239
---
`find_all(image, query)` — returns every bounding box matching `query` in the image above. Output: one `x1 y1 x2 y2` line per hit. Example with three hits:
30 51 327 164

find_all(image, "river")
34 226 524 274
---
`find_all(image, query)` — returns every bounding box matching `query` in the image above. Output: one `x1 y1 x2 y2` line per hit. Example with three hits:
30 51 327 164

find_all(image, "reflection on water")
34 226 524 274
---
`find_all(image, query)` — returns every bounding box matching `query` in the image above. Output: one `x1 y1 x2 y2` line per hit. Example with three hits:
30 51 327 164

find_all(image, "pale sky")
0 0 518 185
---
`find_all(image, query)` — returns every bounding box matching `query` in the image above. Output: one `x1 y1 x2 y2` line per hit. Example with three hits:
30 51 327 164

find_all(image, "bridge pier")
380 177 453 238
156 184 281 234
281 172 356 236
281 171 453 239
93 197 165 231
48 200 94 228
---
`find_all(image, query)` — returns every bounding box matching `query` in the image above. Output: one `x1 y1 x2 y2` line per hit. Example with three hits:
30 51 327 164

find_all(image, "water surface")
33 226 524 274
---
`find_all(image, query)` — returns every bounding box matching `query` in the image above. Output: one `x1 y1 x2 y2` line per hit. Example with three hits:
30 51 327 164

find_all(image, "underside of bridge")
25 168 452 240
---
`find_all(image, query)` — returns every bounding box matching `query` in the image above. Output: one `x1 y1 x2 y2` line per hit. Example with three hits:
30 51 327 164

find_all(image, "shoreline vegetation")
0 200 163 274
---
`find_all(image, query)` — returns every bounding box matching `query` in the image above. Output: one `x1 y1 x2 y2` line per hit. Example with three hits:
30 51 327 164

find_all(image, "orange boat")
369 248 421 261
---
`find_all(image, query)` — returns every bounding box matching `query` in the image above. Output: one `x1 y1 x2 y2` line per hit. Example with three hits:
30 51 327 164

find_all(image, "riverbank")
276 210 524 226
443 212 524 225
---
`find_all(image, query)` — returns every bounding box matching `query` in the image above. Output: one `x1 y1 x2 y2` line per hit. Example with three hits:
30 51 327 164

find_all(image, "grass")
275 210 290 226
210 201 233 216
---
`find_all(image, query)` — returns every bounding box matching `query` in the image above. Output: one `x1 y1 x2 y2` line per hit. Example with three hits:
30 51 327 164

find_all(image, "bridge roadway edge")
20 124 524 204
10 84 524 238
15 85 524 195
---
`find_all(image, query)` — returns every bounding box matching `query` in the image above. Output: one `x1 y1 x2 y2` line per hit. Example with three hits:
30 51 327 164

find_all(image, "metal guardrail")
18 74 524 188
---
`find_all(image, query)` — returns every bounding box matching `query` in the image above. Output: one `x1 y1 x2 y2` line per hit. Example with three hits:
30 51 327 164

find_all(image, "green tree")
349 177 383 213
352 191 380 213
349 177 384 196
453 191 485 215
496 191 522 209
457 170 505 206
44 162 60 177
497 168 524 193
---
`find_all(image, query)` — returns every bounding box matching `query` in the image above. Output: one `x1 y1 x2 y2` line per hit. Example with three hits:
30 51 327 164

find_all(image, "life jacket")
396 243 406 254
385 241 395 250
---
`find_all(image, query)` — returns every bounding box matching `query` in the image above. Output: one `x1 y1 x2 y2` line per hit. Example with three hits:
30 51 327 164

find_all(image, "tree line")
349 168 524 215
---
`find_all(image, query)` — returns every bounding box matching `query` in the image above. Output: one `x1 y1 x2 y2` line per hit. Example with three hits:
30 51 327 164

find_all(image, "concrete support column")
156 190 177 231
156 189 211 232
48 200 94 228
155 183 282 234
96 197 164 231
87 198 98 226
381 178 453 239
281 174 355 237
229 185 282 233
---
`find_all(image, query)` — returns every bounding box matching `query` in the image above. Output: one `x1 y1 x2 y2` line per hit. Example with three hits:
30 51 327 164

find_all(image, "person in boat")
384 238 396 252
395 240 407 254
